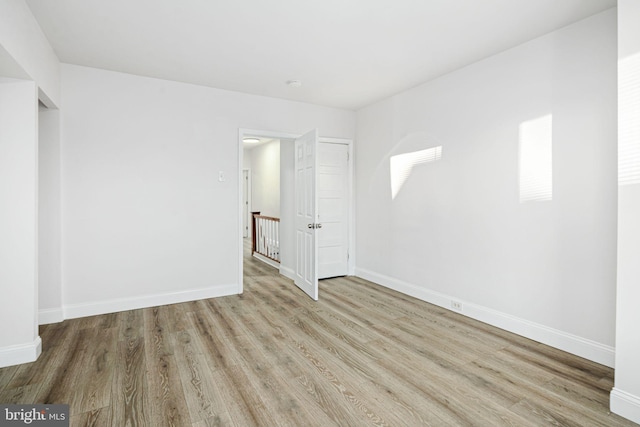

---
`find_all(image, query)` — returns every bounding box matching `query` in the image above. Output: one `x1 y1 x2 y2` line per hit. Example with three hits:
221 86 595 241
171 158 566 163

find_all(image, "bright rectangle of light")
390 146 442 199
519 114 553 203
619 52 640 186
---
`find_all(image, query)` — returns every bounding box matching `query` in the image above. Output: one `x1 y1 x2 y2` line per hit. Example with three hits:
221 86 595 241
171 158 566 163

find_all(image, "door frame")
237 128 354 294
242 168 251 238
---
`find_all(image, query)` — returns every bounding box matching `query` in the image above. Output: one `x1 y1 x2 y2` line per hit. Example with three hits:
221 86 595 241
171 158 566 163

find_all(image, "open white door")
294 129 319 300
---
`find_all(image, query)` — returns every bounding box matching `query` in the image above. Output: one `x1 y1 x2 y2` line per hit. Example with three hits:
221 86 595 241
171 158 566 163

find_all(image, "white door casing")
318 142 349 279
294 129 319 300
242 169 250 238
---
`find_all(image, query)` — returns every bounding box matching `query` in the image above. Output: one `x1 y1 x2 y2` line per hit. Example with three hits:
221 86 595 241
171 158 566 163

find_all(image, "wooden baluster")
275 220 278 260
259 218 264 256
269 220 274 258
251 212 260 255
264 218 267 256
264 218 268 256
262 218 267 256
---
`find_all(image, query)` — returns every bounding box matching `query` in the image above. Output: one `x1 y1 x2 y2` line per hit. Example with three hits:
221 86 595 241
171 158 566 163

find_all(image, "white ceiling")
26 0 616 110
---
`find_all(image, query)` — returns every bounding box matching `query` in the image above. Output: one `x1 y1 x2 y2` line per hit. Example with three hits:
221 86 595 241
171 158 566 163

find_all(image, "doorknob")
317 224 322 229
308 224 314 229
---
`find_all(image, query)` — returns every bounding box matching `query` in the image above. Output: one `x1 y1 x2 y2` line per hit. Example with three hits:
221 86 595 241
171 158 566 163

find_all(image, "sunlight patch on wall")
619 53 640 186
519 114 553 203
390 146 442 199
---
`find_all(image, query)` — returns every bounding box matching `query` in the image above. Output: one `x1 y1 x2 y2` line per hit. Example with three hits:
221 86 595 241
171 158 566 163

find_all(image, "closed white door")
318 143 349 279
294 129 319 300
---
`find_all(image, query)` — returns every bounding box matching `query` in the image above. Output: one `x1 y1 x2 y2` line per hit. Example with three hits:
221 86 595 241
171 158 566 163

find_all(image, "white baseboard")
63 284 239 320
279 265 296 281
611 388 640 424
0 337 42 368
355 267 615 368
252 253 280 269
39 307 64 325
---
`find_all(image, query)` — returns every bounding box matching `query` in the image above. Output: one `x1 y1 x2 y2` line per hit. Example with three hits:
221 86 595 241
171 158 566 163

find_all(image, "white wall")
279 140 295 277
0 44 29 80
0 0 60 107
0 1 59 366
611 1 640 423
38 106 62 324
355 10 617 366
0 79 40 367
250 140 281 217
60 64 354 318
242 148 252 170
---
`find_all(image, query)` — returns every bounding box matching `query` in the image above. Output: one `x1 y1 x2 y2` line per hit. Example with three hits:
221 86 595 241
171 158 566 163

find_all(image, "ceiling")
26 0 616 110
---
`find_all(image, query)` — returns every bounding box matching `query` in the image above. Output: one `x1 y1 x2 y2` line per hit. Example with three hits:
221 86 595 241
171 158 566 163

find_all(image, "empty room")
1 0 640 425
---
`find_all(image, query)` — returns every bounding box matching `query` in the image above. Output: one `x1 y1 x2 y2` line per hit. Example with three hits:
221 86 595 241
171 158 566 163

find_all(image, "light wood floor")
0 241 636 426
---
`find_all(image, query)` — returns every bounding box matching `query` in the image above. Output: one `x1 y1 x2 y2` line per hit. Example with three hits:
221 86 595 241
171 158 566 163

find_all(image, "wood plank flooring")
0 241 637 426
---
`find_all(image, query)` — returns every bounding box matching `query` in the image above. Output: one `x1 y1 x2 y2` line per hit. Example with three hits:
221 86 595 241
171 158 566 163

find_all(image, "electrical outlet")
451 301 463 312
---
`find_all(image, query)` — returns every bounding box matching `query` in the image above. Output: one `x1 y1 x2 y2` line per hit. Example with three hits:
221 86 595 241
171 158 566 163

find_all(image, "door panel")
318 142 349 279
294 129 319 300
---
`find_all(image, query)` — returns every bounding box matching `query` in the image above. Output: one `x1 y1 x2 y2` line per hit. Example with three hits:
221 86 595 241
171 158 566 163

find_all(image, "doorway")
238 129 354 297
